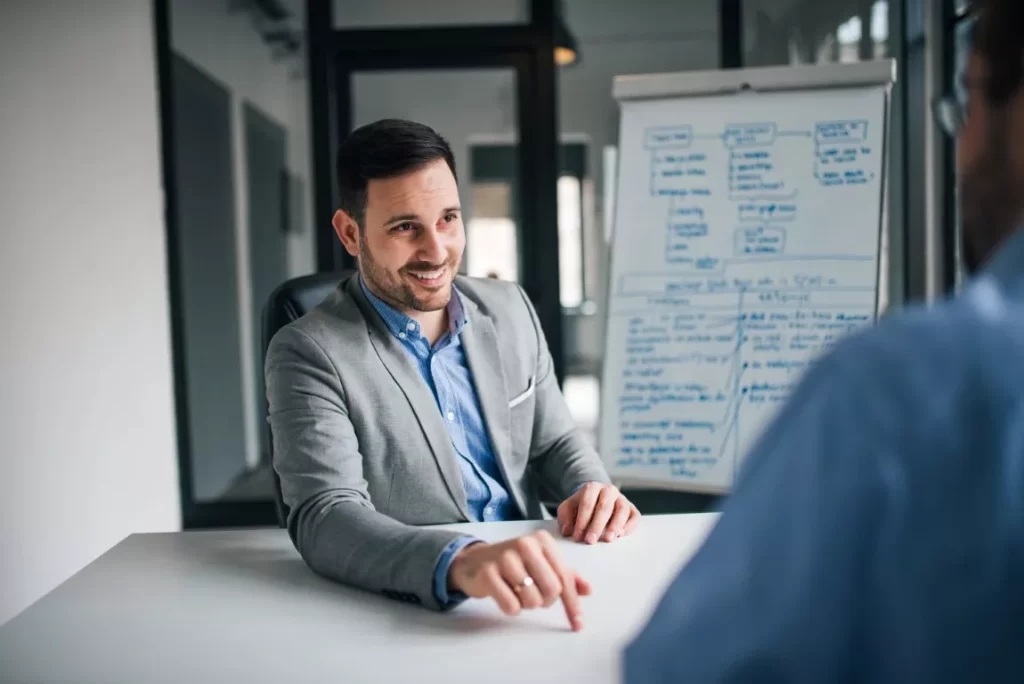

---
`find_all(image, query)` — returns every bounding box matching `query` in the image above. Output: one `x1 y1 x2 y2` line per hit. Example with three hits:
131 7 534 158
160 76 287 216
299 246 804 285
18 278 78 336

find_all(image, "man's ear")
332 209 361 257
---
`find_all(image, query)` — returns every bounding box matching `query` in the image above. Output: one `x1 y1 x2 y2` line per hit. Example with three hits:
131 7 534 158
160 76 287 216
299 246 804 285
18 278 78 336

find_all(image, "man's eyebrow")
382 207 461 225
383 213 419 226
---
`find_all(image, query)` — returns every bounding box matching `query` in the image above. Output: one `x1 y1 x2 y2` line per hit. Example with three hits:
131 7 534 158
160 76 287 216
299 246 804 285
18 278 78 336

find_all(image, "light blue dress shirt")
624 228 1024 683
359 278 518 604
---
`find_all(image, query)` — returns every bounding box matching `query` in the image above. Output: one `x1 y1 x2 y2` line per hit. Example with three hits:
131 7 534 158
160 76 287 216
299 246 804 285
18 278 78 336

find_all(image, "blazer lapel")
347 278 471 520
459 297 522 514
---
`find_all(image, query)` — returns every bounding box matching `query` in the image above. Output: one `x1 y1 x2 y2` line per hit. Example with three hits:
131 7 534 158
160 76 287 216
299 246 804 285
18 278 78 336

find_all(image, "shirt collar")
358 274 468 340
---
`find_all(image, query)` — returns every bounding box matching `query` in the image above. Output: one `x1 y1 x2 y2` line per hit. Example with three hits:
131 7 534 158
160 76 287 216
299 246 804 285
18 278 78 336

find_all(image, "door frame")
307 0 566 383
154 0 280 527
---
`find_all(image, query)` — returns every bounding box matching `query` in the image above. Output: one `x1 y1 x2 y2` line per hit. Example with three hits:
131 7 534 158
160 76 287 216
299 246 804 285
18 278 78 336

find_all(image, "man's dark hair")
970 0 1024 104
335 119 457 230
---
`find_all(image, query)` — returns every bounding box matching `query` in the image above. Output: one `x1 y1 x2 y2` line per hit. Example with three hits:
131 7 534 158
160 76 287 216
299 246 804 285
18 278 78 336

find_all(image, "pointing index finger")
540 535 585 631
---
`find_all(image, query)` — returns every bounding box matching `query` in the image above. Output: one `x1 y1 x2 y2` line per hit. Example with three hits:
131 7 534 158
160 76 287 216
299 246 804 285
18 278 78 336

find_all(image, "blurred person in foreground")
625 0 1024 681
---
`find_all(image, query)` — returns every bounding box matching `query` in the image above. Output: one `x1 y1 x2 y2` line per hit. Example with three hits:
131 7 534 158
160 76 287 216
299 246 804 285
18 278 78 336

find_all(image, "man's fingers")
573 485 601 541
557 499 577 537
483 564 521 616
622 505 642 536
604 498 633 542
498 549 543 610
583 487 619 544
517 536 563 608
540 536 585 631
474 531 596 629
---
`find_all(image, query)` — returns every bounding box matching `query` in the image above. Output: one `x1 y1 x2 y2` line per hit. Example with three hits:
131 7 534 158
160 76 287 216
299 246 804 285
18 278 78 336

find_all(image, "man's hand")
447 530 590 631
558 483 641 544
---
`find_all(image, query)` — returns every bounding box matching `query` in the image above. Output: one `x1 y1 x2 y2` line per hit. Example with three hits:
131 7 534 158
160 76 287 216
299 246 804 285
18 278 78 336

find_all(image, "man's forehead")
366 180 456 209
364 165 459 220
368 161 455 197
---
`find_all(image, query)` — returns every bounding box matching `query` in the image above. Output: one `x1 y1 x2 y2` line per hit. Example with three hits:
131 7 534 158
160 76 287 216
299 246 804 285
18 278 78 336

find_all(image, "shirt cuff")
433 535 484 608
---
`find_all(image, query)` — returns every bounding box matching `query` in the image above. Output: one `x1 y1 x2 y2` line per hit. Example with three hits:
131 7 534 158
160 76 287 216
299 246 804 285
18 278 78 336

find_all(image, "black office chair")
262 271 353 528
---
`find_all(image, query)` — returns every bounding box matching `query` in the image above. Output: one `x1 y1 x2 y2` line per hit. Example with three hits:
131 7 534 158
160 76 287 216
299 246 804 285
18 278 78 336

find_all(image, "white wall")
170 0 315 469
0 0 181 626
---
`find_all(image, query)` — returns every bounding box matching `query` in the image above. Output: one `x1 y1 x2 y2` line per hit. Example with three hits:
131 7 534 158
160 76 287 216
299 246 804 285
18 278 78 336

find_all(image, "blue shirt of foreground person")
625 2 1024 682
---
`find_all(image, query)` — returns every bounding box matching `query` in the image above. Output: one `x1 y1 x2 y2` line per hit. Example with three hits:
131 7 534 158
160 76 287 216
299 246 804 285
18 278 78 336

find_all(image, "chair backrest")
261 271 352 528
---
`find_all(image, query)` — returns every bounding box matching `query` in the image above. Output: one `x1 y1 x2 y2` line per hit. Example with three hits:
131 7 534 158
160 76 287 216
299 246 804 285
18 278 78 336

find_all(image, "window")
466 182 519 282
557 175 584 308
468 142 589 309
745 0 890 66
331 0 529 29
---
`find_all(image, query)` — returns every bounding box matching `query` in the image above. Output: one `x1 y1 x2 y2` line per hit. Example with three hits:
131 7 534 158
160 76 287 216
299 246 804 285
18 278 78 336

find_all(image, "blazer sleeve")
513 286 612 499
265 325 469 610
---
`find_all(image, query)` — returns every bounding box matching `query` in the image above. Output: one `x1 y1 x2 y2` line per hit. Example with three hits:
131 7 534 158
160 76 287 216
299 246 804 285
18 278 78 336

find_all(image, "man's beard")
358 233 457 312
960 117 1019 276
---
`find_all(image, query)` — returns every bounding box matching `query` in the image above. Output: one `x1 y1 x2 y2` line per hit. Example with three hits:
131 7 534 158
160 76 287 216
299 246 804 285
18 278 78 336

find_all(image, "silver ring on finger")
513 575 535 593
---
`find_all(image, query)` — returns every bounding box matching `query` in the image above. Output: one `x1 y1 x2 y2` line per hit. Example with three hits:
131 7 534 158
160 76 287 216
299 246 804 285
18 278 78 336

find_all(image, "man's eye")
443 213 458 223
395 222 415 232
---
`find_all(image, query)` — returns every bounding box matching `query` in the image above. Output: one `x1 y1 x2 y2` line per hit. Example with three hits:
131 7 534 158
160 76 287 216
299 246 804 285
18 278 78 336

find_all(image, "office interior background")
1 0 972 626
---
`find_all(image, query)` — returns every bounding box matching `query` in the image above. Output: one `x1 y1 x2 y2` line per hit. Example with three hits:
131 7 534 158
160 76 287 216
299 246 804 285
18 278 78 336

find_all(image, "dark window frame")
153 0 280 527
944 4 973 293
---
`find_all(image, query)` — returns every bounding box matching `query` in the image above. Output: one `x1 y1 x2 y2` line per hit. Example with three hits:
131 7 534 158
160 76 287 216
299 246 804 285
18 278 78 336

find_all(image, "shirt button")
485 506 494 515
407 322 416 331
398 332 407 340
446 411 455 421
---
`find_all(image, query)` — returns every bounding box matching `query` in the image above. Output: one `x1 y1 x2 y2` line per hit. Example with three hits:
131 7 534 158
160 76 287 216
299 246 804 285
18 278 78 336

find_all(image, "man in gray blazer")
266 119 640 629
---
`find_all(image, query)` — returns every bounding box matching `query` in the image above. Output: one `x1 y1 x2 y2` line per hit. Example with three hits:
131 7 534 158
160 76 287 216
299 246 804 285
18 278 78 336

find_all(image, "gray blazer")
265 274 611 609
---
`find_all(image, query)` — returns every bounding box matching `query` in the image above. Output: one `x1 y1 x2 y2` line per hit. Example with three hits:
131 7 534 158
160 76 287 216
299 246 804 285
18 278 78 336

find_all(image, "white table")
0 513 718 683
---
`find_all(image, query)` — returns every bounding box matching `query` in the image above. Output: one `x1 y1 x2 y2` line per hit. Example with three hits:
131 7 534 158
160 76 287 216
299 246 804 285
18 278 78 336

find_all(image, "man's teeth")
410 270 444 280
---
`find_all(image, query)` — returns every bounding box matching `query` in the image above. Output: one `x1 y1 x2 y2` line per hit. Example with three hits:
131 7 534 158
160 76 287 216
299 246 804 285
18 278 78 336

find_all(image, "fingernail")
586 534 598 544
573 617 584 631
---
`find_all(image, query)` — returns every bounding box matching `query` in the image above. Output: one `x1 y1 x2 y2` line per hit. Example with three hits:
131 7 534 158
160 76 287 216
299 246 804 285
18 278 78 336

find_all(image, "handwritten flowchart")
604 96 886 490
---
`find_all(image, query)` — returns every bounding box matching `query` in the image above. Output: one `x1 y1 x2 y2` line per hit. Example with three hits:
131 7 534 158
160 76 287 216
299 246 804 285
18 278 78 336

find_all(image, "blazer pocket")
508 375 536 409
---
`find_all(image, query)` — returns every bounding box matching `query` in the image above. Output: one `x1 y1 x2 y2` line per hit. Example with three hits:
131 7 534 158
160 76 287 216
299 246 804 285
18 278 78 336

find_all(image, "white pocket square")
509 376 536 408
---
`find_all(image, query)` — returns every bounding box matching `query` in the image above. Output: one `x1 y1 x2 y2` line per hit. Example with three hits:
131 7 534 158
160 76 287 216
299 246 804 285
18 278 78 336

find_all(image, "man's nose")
416 227 447 263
